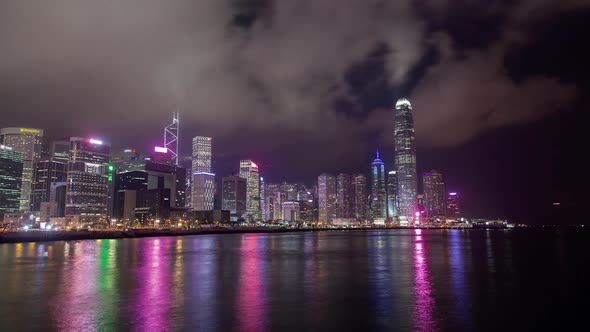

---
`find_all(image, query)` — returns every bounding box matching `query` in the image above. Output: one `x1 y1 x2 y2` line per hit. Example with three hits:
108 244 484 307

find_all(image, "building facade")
423 170 446 217
387 170 398 219
191 136 214 210
394 98 417 219
222 175 247 221
282 201 300 222
353 174 368 221
65 137 110 224
447 192 461 218
0 127 43 211
0 145 24 215
239 160 261 221
318 173 336 224
370 151 387 222
336 173 353 219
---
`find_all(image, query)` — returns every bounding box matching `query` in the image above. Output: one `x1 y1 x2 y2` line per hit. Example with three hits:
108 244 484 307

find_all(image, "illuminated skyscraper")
318 173 336 224
336 173 353 218
353 174 368 221
282 201 300 222
0 145 24 214
65 137 110 224
222 175 247 221
0 127 43 211
423 170 446 217
394 98 417 219
263 183 281 220
387 170 398 219
239 160 261 221
31 141 69 212
447 192 461 218
191 136 214 210
370 151 387 222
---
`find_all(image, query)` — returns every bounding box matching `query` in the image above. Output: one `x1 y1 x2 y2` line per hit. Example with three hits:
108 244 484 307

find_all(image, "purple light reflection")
237 234 268 332
413 229 438 331
54 241 99 332
132 238 172 332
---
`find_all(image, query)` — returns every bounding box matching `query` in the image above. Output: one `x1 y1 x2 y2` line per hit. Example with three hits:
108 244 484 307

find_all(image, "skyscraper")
447 192 461 218
423 170 446 217
394 98 417 219
32 140 69 212
336 173 353 218
263 183 281 220
282 201 300 222
318 173 336 224
0 127 43 211
191 136 214 210
370 151 387 222
387 170 398 219
0 145 24 215
353 174 368 221
239 160 260 221
65 137 110 224
222 175 247 222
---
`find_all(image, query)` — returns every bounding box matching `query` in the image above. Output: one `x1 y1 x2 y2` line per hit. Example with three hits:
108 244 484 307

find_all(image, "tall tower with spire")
370 150 387 223
394 98 417 220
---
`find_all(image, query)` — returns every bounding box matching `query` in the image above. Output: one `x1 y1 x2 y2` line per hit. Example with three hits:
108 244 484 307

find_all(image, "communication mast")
164 111 179 165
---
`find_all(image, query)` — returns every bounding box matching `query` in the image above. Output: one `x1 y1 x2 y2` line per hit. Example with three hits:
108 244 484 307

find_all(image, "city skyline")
1 1 588 224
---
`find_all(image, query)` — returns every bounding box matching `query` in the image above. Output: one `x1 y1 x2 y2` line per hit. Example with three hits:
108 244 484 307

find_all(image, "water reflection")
413 229 437 331
132 238 172 331
237 234 268 332
54 241 99 331
450 230 473 330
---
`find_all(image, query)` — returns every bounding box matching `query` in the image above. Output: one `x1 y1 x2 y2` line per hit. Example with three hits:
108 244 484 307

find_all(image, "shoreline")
0 226 515 244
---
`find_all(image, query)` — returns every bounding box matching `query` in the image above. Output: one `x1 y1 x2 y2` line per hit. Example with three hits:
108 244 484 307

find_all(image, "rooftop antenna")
164 110 179 165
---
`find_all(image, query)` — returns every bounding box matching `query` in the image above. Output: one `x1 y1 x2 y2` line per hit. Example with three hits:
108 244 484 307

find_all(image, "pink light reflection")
413 230 437 331
237 234 268 332
54 241 98 332
132 238 172 332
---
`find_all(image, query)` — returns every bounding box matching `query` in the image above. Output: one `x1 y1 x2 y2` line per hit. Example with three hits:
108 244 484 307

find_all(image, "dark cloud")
0 0 586 166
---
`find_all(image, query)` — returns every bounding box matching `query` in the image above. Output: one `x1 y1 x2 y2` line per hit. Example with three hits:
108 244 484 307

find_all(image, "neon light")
0 145 12 150
89 139 103 145
415 211 420 217
123 149 132 153
193 172 215 176
19 128 41 134
251 162 258 168
449 192 457 196
388 171 396 175
154 146 168 153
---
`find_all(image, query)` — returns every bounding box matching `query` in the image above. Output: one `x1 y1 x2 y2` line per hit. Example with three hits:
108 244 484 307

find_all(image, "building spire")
376 149 380 160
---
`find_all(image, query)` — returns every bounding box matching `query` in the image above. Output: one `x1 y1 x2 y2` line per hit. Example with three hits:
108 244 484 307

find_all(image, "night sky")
0 1 588 224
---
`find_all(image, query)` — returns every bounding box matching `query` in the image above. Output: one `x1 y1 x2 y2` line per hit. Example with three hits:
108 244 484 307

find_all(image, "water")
0 229 587 331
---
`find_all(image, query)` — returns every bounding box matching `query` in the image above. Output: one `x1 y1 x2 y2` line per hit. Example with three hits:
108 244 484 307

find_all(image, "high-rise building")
423 170 446 217
113 160 187 224
336 173 353 218
65 137 111 224
447 192 461 218
387 171 398 219
32 141 69 212
239 160 260 221
394 98 417 219
222 175 247 222
0 127 43 211
353 174 368 221
263 183 281 220
282 201 300 222
191 136 214 210
260 177 266 220
318 173 336 224
370 151 387 222
0 145 24 215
